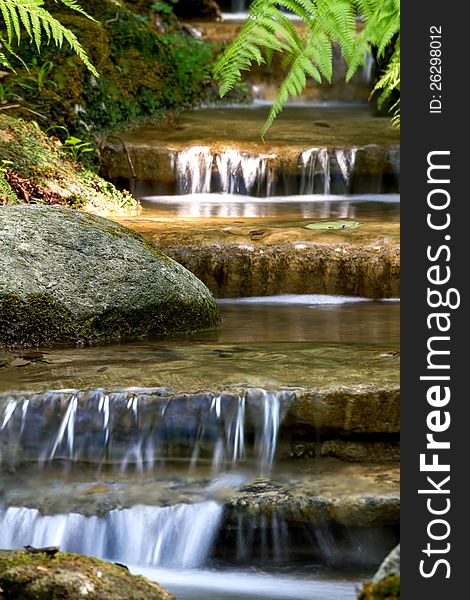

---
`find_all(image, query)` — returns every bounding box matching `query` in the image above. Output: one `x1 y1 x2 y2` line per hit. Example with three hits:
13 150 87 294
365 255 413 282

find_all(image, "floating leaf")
304 220 362 230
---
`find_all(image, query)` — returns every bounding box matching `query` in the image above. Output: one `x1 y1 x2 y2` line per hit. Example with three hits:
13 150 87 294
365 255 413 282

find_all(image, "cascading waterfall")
299 148 331 195
172 146 381 196
334 148 357 188
175 146 213 194
0 502 223 569
0 388 292 570
0 388 291 472
215 149 276 196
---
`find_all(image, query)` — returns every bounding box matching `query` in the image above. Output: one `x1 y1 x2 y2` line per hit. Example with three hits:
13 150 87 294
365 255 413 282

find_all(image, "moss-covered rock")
0 114 138 215
358 575 400 599
0 549 174 600
358 545 400 599
2 0 218 137
0 205 221 348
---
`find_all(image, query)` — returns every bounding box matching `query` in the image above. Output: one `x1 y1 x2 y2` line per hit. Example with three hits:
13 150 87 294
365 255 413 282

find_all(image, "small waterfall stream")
0 503 223 569
0 388 290 472
0 388 289 571
171 145 390 196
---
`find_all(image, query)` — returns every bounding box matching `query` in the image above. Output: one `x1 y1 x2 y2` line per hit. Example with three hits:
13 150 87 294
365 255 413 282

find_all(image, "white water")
215 149 276 196
335 148 358 186
142 193 400 204
176 146 213 194
299 148 331 195
0 389 288 472
171 145 389 196
0 502 223 569
217 294 373 305
131 566 359 600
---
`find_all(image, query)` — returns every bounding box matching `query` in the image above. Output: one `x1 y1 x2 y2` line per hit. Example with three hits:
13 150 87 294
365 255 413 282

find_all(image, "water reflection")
131 566 361 600
140 194 400 221
217 298 399 344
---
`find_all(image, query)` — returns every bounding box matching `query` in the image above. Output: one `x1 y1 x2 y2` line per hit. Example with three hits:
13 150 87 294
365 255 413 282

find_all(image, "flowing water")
2 52 399 598
108 106 399 198
1 297 399 598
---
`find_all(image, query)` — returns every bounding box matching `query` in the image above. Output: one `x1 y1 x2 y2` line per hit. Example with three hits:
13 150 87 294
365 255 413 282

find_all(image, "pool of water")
119 106 399 148
131 566 363 600
0 296 399 393
218 296 399 343
139 194 400 221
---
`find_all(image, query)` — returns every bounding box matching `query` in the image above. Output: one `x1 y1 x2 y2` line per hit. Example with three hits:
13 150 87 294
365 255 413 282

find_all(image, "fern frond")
0 0 98 76
215 0 400 134
372 37 400 105
55 0 96 22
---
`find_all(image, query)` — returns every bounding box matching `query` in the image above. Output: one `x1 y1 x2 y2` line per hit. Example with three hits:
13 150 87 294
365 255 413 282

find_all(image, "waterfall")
174 147 276 196
0 388 291 472
299 148 330 195
362 53 375 83
334 148 357 188
175 146 213 194
214 149 276 196
235 509 290 563
170 145 398 196
0 502 223 569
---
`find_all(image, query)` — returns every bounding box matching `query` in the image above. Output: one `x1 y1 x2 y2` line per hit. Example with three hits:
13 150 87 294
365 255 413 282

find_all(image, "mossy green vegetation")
358 575 400 599
0 113 137 213
0 293 84 348
0 549 174 600
1 0 222 140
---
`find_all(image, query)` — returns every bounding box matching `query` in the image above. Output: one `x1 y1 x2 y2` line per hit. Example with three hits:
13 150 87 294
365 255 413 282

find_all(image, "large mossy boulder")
0 206 220 347
0 550 174 600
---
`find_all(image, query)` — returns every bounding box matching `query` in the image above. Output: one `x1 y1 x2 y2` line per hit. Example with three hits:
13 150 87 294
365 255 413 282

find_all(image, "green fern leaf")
0 0 98 76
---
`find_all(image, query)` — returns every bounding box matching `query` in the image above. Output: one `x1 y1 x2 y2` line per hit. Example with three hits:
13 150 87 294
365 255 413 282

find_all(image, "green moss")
0 549 173 599
2 0 217 140
358 575 400 600
0 293 89 348
0 113 138 212
0 171 18 204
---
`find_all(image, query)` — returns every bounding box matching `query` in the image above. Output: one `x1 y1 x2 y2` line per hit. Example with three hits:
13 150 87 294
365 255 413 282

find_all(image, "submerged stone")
0 549 174 600
0 206 220 348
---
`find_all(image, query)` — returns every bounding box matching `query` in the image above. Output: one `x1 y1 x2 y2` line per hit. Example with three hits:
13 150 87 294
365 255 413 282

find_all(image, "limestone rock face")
0 550 174 600
0 206 220 347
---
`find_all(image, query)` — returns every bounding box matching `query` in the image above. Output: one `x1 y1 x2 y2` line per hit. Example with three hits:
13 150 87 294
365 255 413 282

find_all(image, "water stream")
1 298 399 598
2 40 399 597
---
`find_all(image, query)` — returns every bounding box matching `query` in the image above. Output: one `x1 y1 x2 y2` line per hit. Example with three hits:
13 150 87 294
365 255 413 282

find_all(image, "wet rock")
372 544 400 582
0 443 23 473
164 241 400 299
286 386 400 435
320 440 400 462
0 549 174 600
358 544 400 599
225 482 399 528
0 206 220 348
102 142 399 195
